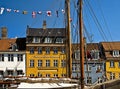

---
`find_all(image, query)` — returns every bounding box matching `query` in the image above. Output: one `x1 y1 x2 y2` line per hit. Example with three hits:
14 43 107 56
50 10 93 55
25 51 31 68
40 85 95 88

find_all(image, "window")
30 74 34 77
110 61 114 67
0 71 3 76
33 37 40 43
61 48 65 54
30 60 34 67
54 74 58 77
87 65 92 71
38 60 42 67
113 50 119 57
74 50 80 60
90 50 100 60
46 47 50 54
7 70 13 76
61 60 66 67
46 74 50 77
118 61 120 67
0 54 4 61
72 64 76 72
61 74 66 77
110 72 115 80
17 54 23 61
56 38 63 43
53 48 58 54
8 54 13 62
38 73 42 77
44 37 52 43
30 47 34 54
96 65 102 73
38 47 42 54
54 60 58 67
87 77 92 84
17 70 23 75
98 77 102 83
46 60 50 67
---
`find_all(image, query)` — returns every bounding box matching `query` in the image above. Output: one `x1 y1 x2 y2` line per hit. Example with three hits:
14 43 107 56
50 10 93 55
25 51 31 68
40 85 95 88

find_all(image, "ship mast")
79 0 85 89
65 0 72 78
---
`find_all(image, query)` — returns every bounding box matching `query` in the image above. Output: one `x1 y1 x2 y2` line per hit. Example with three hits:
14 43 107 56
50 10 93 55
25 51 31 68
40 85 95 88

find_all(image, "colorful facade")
26 26 68 78
101 42 120 80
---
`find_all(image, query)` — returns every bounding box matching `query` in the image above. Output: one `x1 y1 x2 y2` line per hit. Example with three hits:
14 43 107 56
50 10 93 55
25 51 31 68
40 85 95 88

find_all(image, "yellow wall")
26 51 67 78
106 61 120 80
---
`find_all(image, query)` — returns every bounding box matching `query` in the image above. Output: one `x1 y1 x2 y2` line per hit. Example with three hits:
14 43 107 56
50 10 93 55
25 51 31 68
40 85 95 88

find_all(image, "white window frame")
110 72 115 80
113 50 119 57
30 60 34 67
74 50 80 60
8 54 14 62
110 61 114 67
38 60 42 67
54 60 58 67
44 37 52 43
33 37 40 43
46 60 50 67
17 54 23 61
56 38 63 43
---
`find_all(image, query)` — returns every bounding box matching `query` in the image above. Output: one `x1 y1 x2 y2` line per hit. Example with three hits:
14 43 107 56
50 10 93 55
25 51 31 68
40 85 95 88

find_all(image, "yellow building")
101 42 120 80
26 25 69 78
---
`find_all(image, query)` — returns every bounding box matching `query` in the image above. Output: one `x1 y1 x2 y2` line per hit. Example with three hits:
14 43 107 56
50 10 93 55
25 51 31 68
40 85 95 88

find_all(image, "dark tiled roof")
0 38 26 51
26 28 66 37
86 43 99 51
72 43 99 51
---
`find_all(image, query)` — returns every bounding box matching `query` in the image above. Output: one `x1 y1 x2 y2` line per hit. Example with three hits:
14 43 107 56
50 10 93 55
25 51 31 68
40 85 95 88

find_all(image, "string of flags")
0 7 65 18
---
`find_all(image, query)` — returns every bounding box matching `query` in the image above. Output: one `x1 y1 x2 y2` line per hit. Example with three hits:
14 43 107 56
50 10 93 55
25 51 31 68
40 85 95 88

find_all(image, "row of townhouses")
0 25 120 85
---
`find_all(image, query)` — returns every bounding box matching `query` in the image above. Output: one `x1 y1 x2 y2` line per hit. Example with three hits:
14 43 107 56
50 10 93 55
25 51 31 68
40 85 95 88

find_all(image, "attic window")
48 32 51 34
113 50 119 57
58 31 61 34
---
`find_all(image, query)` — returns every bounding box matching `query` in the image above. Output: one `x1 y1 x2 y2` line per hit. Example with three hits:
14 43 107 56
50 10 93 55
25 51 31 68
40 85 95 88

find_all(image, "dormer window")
113 50 119 57
33 37 40 43
74 50 80 60
44 37 52 43
56 38 63 43
90 50 99 60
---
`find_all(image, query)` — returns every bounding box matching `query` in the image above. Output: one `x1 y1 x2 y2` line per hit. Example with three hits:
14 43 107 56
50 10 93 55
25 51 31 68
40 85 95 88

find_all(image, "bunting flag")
14 9 19 13
22 11 28 14
56 10 59 17
32 11 36 18
0 6 65 18
46 11 51 16
61 9 65 14
0 7 4 14
37 11 42 15
6 8 11 12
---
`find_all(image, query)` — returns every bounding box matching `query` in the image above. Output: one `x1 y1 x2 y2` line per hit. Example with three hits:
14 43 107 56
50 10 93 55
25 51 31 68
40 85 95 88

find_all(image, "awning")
0 68 6 72
6 67 14 71
16 68 23 70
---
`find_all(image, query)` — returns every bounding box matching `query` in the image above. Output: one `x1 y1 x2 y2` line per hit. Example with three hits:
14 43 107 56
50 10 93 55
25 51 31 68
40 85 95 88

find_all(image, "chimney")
1 27 7 39
43 20 46 30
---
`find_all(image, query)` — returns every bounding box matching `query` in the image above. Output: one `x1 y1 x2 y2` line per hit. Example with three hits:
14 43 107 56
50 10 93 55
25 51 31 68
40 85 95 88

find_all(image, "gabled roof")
0 38 26 51
0 39 16 51
26 28 66 37
101 42 120 51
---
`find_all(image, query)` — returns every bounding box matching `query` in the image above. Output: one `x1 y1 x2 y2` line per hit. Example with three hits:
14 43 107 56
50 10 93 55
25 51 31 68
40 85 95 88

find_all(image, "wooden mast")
79 0 85 89
65 0 72 78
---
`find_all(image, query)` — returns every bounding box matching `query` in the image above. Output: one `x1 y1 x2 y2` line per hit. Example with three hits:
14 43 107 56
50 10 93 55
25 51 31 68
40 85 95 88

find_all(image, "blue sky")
0 0 120 43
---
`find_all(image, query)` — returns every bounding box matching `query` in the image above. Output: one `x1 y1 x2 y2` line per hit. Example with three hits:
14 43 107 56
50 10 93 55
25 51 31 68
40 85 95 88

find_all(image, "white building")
0 38 26 77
